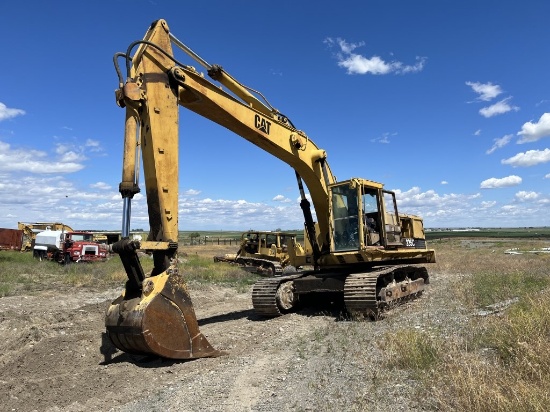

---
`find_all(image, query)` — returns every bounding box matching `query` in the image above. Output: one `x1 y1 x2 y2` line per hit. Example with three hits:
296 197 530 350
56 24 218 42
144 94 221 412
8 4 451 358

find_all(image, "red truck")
33 229 108 264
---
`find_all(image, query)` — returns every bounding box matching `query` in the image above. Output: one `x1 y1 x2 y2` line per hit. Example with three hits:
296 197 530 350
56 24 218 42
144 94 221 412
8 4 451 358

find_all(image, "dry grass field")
0 237 549 411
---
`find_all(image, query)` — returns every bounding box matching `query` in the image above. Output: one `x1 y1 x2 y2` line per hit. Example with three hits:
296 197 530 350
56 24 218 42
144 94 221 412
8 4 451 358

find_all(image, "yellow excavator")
105 19 436 360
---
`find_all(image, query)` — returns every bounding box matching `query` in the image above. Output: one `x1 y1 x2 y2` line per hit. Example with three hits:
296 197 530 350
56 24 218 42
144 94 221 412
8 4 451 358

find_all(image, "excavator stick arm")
107 19 222 360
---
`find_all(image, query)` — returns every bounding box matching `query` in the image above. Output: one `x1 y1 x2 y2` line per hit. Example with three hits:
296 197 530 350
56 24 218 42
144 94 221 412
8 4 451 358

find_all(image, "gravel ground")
0 268 467 412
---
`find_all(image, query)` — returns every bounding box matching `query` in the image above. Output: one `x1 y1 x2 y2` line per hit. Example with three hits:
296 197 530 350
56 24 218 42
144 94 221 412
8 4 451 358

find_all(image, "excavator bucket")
105 271 222 359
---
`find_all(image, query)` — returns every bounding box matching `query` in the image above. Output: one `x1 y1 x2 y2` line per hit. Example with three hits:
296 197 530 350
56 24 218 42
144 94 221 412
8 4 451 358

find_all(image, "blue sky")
1 0 549 231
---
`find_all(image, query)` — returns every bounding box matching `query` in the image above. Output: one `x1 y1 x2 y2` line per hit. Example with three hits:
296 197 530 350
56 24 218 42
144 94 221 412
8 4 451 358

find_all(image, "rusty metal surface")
0 229 23 251
379 277 425 303
105 272 222 359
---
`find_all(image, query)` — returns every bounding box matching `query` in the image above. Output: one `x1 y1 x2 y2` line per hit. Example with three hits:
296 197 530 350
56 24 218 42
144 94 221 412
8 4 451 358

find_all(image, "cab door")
330 183 360 251
381 190 402 247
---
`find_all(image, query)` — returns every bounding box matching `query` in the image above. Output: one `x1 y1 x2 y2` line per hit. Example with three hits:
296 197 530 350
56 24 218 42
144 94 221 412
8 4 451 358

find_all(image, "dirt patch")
1 269 464 412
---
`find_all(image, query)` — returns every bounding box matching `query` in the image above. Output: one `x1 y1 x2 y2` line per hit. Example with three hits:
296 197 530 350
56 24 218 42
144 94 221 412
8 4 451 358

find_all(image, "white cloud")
1 173 548 230
177 196 308 230
371 132 396 144
0 141 84 174
85 139 104 152
440 181 448 185
90 182 112 190
392 186 479 208
501 204 520 212
55 143 71 155
86 139 99 146
0 102 25 121
324 37 426 75
479 97 519 118
273 194 291 203
545 173 550 179
480 175 522 189
0 175 122 229
183 189 201 196
486 134 513 154
474 129 482 136
517 113 550 143
392 185 549 228
466 81 502 101
480 201 496 208
59 151 87 163
515 191 539 201
56 141 98 161
385 187 520 227
501 148 550 167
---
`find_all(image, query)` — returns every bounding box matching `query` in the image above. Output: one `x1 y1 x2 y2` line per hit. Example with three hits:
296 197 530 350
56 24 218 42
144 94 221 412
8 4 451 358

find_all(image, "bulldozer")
105 19 436 360
213 230 313 276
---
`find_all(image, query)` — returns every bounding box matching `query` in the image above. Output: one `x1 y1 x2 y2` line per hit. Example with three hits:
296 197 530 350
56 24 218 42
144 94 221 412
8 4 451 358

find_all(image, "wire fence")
181 234 306 246
182 236 241 246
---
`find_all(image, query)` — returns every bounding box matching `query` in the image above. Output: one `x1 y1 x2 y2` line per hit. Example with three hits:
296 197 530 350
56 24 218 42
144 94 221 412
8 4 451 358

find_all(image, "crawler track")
235 257 283 277
252 265 429 319
343 272 379 317
252 274 302 316
345 265 429 318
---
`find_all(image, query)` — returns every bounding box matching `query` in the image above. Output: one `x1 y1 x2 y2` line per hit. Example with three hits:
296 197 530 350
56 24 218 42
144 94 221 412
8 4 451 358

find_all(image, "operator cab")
330 179 402 252
242 231 297 256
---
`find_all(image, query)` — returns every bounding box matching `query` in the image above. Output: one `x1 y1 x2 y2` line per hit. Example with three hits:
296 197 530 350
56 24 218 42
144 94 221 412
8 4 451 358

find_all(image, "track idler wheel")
276 280 298 311
105 272 222 359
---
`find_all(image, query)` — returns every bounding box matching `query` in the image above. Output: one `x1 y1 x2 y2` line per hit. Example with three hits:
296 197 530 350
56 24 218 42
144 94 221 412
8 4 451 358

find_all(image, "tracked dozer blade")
105 272 222 359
